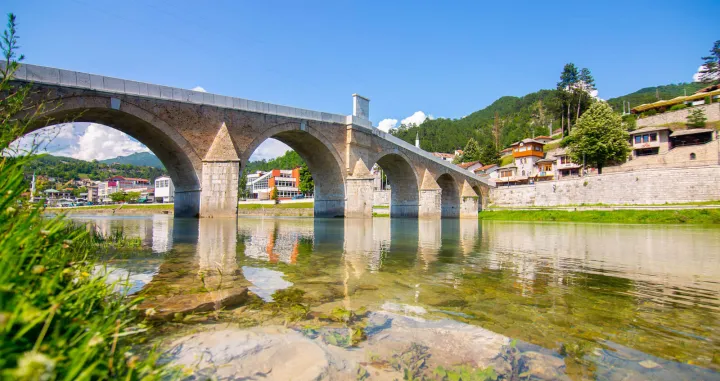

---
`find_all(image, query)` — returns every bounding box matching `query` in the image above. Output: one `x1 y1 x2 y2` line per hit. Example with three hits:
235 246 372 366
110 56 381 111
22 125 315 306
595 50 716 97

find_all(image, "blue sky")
3 0 718 160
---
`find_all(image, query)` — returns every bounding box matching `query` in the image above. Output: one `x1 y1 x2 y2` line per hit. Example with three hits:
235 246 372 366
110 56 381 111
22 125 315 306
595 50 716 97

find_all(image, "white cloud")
73 124 150 160
375 111 431 132
8 123 150 160
249 138 292 161
192 86 207 92
377 118 398 132
693 65 719 82
401 111 429 127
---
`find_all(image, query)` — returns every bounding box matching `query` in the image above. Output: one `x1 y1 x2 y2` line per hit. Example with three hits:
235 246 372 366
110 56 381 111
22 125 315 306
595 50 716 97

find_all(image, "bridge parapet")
11 63 352 126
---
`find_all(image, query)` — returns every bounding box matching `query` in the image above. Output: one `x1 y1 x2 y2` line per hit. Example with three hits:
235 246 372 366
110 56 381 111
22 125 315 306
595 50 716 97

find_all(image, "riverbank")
479 208 720 224
46 203 174 215
237 202 314 217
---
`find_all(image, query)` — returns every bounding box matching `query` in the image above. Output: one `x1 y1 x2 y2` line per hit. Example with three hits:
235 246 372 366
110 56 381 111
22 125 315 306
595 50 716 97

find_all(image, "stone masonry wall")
373 190 391 206
604 140 719 173
490 166 720 207
637 103 720 127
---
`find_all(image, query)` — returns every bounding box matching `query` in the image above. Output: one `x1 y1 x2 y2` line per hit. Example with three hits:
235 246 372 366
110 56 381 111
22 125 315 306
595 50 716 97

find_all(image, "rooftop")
457 161 480 169
669 128 715 137
510 138 545 146
474 164 498 172
629 126 671 135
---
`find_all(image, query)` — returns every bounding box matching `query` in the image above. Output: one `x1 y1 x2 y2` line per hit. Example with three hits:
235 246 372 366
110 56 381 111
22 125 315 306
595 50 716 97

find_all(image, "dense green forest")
393 81 710 154
392 89 560 153
99 152 165 169
606 82 707 112
243 150 305 173
22 154 167 182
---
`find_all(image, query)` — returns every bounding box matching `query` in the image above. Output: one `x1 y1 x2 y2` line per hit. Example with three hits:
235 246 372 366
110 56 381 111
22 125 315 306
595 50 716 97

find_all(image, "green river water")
71 215 720 380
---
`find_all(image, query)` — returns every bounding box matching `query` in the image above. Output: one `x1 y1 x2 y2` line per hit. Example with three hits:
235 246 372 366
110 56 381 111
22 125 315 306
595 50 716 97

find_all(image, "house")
432 152 456 162
457 161 483 172
154 176 174 203
473 164 499 178
246 168 302 200
499 147 513 156
533 136 554 144
628 126 671 158
108 176 151 189
548 147 583 178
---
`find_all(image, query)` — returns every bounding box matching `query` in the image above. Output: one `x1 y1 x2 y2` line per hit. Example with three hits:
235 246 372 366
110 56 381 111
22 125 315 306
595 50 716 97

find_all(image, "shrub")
0 14 173 380
705 96 712 104
669 104 687 111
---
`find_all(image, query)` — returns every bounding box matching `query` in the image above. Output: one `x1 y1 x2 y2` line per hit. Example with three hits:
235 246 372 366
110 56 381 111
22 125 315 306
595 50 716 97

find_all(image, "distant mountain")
100 152 165 169
22 154 167 184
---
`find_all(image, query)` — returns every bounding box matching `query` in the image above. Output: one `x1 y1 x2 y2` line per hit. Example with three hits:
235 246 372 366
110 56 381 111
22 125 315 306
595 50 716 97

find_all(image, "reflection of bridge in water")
81 216 720 305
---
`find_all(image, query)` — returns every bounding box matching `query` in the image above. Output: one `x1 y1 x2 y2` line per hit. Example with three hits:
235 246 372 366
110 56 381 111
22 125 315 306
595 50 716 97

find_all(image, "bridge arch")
369 151 420 217
437 173 460 218
24 95 203 217
240 122 346 217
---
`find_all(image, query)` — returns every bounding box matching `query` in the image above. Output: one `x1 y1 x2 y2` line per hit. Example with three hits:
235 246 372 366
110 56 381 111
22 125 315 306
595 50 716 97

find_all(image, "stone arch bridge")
12 64 492 218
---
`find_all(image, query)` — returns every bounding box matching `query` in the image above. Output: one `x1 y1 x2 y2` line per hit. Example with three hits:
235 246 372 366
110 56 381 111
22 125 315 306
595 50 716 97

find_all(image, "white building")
154 176 174 203
246 169 302 200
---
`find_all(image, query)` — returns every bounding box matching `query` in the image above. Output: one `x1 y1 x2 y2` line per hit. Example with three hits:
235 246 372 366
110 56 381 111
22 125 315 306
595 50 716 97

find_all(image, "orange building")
246 168 303 200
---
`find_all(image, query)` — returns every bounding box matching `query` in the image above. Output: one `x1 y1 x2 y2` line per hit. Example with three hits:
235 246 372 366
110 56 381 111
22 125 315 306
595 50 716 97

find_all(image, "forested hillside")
393 82 709 154
392 89 561 153
244 150 304 173
22 155 167 182
100 152 165 169
606 82 707 112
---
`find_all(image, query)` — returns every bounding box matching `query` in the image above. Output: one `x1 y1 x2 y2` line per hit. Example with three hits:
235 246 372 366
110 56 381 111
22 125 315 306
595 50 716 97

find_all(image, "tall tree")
460 138 482 162
479 141 500 166
557 63 579 136
576 68 596 120
567 102 629 174
492 111 501 149
298 163 314 195
698 40 720 84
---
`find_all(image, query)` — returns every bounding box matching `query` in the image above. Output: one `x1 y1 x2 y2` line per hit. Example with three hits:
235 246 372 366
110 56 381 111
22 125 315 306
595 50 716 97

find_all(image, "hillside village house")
457 161 484 172
246 168 302 200
495 139 585 186
496 139 547 185
474 164 499 178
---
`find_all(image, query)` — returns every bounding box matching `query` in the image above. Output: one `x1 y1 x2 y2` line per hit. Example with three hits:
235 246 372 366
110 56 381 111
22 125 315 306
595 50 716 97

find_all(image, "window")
690 153 696 160
642 134 649 143
650 133 657 142
634 136 641 144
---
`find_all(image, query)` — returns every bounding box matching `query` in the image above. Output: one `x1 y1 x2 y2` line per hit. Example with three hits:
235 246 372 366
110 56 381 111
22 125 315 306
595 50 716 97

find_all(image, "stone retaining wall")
490 166 720 207
637 103 720 127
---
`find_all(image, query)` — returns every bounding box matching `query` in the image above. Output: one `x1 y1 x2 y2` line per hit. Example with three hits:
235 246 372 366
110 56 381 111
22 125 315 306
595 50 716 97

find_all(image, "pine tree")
699 40 720 84
687 108 707 128
461 138 482 162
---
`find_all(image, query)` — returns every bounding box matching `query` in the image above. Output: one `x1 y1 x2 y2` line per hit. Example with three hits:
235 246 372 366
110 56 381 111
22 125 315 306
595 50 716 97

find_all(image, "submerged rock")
518 351 569 380
165 326 330 381
140 287 249 320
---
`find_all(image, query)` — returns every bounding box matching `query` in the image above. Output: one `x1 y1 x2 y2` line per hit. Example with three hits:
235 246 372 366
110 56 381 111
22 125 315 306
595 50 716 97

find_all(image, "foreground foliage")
0 14 171 380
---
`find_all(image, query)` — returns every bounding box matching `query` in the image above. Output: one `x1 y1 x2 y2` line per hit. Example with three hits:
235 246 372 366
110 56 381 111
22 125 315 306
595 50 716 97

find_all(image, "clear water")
70 214 720 380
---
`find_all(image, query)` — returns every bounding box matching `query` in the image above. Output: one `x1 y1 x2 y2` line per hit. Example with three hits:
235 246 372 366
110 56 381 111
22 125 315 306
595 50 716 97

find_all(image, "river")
70 214 720 380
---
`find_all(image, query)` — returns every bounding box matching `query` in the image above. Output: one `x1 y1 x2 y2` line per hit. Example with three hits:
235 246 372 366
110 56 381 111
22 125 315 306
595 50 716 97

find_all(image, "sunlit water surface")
70 214 720 380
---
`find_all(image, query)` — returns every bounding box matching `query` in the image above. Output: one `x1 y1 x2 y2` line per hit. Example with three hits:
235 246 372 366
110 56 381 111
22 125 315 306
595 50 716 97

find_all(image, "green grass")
499 155 513 166
47 203 174 211
374 205 389 209
479 209 720 225
543 140 561 152
237 202 314 210
490 200 720 209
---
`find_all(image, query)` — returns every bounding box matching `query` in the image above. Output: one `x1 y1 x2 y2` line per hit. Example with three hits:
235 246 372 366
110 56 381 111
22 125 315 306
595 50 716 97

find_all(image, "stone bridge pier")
12 64 491 219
